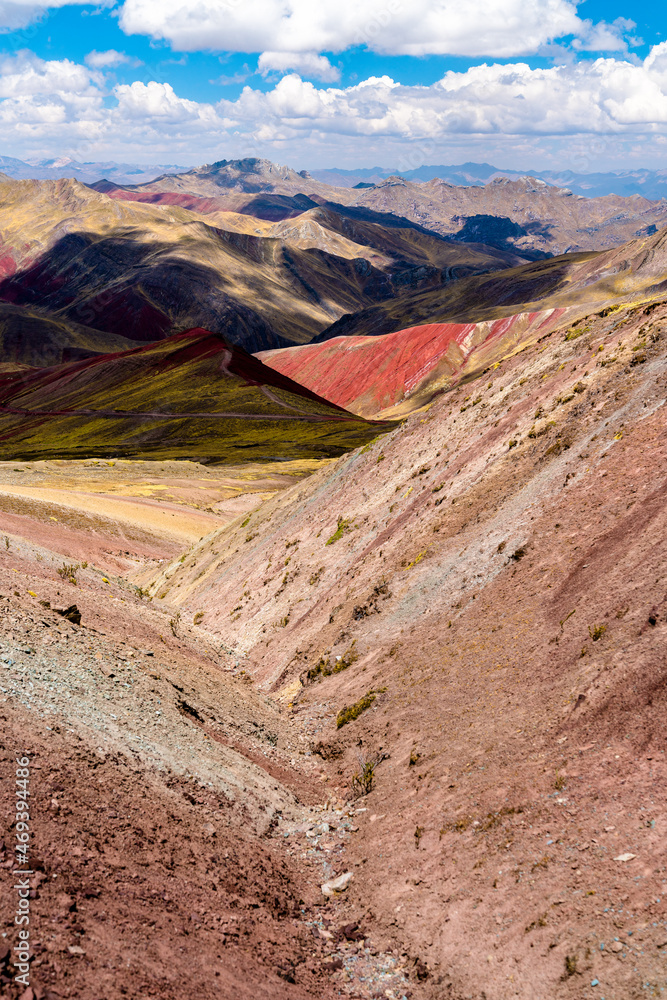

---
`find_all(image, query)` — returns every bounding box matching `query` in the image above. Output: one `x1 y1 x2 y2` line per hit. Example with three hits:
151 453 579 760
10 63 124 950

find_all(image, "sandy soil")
0 458 325 579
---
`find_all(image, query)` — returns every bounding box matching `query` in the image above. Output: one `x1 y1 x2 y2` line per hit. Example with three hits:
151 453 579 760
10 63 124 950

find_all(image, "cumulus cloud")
258 51 340 83
1 45 666 164
217 51 667 139
85 49 140 68
117 0 632 59
114 79 213 122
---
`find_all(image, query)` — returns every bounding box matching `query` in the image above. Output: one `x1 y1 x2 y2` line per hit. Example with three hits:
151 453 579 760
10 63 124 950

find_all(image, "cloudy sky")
0 0 665 170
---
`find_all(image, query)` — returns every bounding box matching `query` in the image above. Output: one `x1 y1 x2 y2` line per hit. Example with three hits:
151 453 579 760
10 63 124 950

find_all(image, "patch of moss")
307 642 358 682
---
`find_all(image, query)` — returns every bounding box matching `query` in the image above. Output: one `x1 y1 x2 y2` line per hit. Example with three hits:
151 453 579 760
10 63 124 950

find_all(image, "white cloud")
258 51 340 83
217 51 667 139
85 49 140 68
114 79 212 122
1 45 667 167
117 0 633 59
0 0 109 33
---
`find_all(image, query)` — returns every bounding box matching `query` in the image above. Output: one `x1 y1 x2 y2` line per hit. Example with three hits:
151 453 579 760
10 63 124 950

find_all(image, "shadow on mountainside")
0 229 497 365
0 231 291 355
312 252 588 341
451 213 553 260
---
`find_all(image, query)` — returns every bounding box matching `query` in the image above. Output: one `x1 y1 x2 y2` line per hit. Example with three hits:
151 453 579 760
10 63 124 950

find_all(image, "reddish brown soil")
153 297 667 999
1 295 666 1000
258 310 565 416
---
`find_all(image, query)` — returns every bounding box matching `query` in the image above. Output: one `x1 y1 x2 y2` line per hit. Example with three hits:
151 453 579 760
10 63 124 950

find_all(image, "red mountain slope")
258 308 566 417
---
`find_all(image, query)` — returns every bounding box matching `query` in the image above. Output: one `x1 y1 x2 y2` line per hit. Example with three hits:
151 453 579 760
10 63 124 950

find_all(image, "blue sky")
0 0 665 170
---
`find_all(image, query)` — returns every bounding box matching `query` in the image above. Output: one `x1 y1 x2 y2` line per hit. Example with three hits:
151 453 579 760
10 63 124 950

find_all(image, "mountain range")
3 153 667 199
312 162 667 200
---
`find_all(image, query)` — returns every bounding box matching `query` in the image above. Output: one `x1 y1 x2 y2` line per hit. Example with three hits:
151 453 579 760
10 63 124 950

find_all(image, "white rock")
613 853 637 862
321 872 353 896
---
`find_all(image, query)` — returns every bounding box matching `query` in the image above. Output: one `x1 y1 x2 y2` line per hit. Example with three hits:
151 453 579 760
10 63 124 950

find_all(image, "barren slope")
258 309 568 417
145 296 667 1000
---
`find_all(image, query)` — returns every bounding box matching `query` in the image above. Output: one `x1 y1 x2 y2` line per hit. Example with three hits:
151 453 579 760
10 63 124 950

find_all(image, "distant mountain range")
310 163 667 200
1 158 666 373
1 154 667 200
0 156 187 186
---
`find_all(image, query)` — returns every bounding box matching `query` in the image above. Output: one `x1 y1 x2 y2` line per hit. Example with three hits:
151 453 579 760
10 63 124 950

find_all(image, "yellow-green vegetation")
307 642 358 682
56 562 79 585
0 332 395 463
589 623 607 641
326 515 354 545
351 753 378 798
405 550 426 570
337 690 376 728
193 611 205 625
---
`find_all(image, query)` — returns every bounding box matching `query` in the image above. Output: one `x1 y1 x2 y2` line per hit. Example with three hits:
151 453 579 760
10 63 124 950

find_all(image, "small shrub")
414 825 424 848
57 562 79 585
279 614 290 627
309 567 324 585
307 642 358 682
564 954 578 977
409 749 421 767
193 611 204 625
240 515 251 527
337 690 376 728
411 464 431 478
588 623 607 641
326 516 353 545
554 772 566 791
169 612 181 637
4 535 9 549
508 439 518 449
351 751 379 798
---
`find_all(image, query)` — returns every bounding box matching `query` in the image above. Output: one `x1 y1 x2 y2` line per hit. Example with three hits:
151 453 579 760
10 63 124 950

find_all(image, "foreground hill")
144 295 667 1000
0 329 390 461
